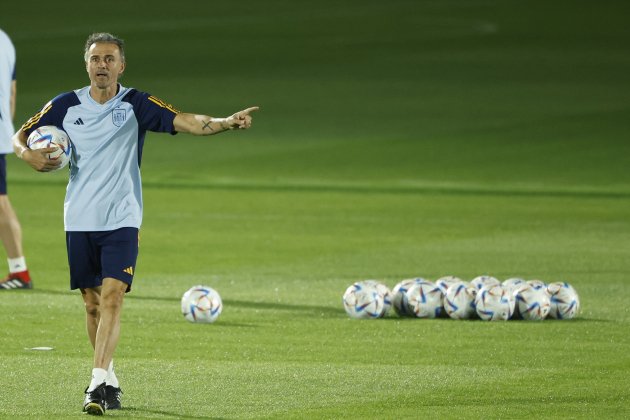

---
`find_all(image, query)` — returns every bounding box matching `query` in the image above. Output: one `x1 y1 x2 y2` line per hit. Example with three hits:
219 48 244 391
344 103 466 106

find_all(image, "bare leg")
0 195 23 258
93 277 127 369
81 287 101 349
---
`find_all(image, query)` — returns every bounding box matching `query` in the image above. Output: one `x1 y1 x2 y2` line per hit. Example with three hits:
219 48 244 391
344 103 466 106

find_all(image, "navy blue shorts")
0 154 7 195
66 227 139 292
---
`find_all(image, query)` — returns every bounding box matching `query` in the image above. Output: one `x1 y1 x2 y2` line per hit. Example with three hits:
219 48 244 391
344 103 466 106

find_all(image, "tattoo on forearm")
202 120 214 131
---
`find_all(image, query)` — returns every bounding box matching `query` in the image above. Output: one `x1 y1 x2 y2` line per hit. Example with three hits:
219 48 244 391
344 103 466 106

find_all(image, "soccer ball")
502 278 527 295
443 282 477 320
435 275 463 294
475 285 514 321
547 282 580 320
181 285 223 323
406 280 444 318
362 280 392 317
392 278 426 316
470 275 501 291
342 281 384 319
527 279 547 290
27 125 72 170
514 284 551 321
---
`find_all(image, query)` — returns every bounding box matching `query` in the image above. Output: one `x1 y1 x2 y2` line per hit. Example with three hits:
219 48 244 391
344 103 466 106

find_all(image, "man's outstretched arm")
173 106 259 135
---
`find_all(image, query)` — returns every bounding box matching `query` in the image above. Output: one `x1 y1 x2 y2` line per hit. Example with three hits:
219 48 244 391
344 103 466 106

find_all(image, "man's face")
85 42 125 90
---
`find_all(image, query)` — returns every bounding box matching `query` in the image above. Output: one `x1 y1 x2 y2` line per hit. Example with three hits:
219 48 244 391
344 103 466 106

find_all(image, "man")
13 32 258 415
0 28 32 290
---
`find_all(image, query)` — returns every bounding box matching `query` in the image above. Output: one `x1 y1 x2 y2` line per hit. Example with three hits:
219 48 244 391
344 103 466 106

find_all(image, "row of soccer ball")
178 276 581 324
342 276 581 321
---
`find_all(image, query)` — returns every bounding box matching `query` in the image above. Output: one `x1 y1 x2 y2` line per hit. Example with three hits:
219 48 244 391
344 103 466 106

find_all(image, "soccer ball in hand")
475 285 514 321
27 125 72 170
181 285 223 323
342 281 385 319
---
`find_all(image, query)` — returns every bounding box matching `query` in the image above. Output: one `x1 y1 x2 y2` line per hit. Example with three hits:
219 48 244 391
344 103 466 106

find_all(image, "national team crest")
112 109 126 127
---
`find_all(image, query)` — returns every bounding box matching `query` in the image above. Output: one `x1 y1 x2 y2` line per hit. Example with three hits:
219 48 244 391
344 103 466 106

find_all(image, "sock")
88 368 107 392
8 257 27 273
106 360 119 388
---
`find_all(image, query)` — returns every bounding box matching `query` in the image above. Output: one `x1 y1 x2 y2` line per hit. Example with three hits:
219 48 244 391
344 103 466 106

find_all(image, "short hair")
84 32 125 62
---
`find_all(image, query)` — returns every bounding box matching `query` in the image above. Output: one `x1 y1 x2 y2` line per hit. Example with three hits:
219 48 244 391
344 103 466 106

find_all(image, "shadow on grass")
13 177 630 200
228 299 340 316
120 407 225 419
30 287 342 316
144 181 630 200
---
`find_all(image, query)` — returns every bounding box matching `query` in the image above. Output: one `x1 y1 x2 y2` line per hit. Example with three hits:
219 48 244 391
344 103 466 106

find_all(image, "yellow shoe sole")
83 402 105 416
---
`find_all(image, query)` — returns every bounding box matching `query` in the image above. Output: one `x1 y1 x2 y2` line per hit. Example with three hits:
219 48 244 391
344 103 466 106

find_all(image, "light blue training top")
0 29 16 154
21 84 179 231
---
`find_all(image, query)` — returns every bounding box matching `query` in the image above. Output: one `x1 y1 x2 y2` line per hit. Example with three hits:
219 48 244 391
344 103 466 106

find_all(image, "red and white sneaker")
0 270 32 290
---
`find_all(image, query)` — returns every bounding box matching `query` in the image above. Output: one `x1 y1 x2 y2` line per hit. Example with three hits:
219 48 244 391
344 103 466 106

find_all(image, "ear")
119 61 126 75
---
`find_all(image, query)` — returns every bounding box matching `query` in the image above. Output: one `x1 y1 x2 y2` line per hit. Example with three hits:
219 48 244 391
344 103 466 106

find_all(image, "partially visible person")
0 28 31 290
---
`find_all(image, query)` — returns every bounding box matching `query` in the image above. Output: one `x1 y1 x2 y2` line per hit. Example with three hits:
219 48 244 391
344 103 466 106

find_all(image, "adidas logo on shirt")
74 117 85 125
123 266 134 276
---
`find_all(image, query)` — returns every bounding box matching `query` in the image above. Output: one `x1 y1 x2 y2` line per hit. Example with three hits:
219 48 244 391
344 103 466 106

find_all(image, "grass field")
1 0 630 418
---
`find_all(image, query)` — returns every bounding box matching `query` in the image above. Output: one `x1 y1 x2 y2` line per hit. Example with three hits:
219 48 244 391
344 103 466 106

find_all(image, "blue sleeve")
123 89 179 134
21 92 80 136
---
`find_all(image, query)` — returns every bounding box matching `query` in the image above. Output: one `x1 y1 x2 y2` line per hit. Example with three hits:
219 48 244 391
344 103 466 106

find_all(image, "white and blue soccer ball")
181 285 223 323
392 278 427 316
546 282 580 320
27 125 72 171
342 281 385 319
526 279 547 290
514 284 551 321
470 275 501 291
502 278 528 295
435 276 464 294
475 285 514 321
444 282 477 320
362 280 392 317
406 280 444 319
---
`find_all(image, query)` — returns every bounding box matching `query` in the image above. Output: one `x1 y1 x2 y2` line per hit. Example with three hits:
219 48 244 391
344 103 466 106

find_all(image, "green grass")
1 0 630 418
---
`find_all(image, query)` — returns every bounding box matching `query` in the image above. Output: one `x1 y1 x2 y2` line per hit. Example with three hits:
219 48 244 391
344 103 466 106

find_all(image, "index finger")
240 106 259 115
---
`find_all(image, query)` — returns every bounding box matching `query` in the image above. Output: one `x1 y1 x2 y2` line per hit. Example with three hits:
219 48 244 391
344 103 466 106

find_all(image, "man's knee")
100 278 127 312
0 195 12 216
81 288 100 318
84 302 99 318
